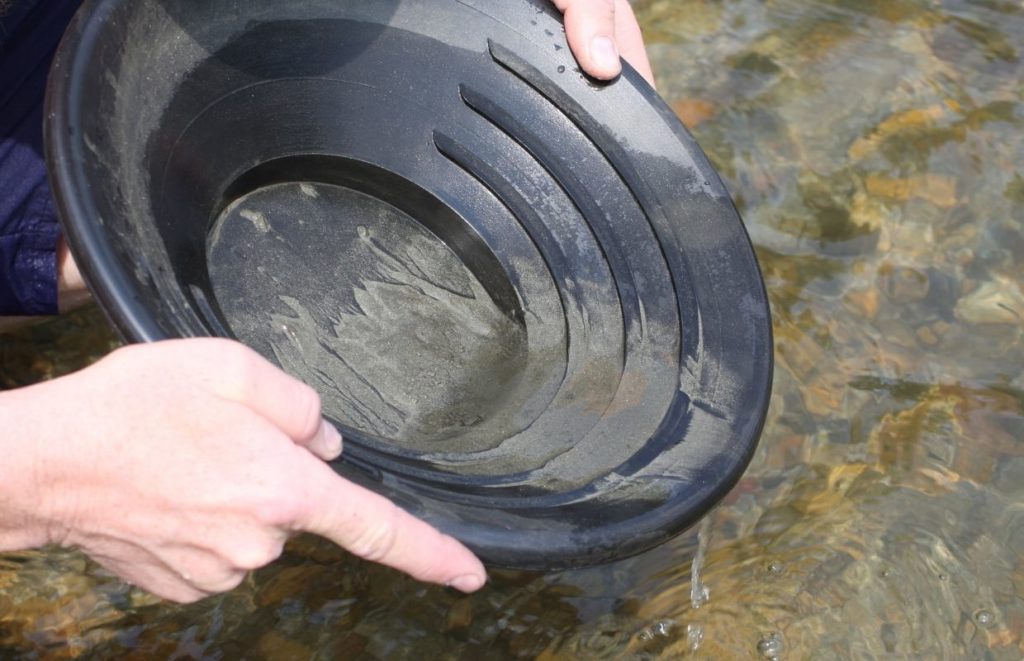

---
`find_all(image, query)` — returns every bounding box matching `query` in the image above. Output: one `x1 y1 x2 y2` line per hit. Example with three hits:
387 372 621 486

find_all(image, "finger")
304 419 344 462
213 343 336 454
91 552 209 604
294 459 486 592
153 543 250 595
614 0 655 87
556 0 622 80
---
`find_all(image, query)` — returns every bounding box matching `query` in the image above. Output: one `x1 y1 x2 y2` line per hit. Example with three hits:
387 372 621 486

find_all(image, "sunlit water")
2 0 1023 658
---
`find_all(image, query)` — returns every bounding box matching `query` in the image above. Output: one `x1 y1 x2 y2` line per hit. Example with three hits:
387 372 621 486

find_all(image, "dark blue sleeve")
0 0 83 315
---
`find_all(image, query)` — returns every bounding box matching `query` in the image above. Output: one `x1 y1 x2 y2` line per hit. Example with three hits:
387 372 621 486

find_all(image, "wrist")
0 381 63 550
0 366 101 551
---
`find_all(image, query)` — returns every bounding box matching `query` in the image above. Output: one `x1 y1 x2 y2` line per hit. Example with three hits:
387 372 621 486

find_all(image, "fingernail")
590 36 620 75
448 574 486 593
320 419 343 459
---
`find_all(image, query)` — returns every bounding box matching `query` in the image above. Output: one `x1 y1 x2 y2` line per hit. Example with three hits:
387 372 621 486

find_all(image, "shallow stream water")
2 0 1023 658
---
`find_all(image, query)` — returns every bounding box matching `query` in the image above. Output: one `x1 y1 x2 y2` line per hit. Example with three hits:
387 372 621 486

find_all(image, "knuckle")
216 342 262 401
229 537 284 571
202 570 247 594
100 343 147 375
219 340 256 376
348 508 401 563
255 475 310 528
259 496 306 529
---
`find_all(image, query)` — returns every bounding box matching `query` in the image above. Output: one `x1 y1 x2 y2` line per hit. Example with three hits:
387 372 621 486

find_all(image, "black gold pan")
46 0 773 568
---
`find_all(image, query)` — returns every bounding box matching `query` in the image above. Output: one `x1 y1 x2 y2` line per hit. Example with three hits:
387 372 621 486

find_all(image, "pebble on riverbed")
954 277 1024 325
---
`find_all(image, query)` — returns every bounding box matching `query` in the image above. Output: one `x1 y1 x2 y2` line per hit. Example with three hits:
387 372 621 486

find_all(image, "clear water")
2 0 1023 657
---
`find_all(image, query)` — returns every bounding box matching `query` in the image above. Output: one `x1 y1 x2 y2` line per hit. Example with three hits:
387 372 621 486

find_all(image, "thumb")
293 457 487 592
613 0 655 87
555 0 622 80
209 342 342 461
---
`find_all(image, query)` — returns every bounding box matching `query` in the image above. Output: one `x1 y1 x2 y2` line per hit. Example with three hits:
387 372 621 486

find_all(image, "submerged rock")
955 277 1024 325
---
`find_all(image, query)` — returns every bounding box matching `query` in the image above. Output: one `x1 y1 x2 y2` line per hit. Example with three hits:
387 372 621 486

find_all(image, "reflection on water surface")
2 0 1023 657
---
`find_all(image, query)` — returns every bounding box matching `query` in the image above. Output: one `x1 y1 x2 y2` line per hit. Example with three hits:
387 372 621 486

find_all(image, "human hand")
552 0 655 87
1 339 485 602
57 236 91 313
0 237 89 333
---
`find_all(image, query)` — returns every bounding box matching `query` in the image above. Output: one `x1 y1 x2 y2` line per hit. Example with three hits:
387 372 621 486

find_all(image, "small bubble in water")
557 65 566 73
357 226 370 239
974 609 995 627
878 567 892 579
938 573 948 582
637 619 674 642
757 632 784 658
652 620 673 636
765 560 783 575
687 623 704 651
